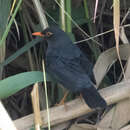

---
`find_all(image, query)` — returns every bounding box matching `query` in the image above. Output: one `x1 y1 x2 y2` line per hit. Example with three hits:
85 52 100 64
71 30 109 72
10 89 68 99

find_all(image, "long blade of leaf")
0 0 22 46
94 0 98 23
0 37 42 68
113 0 125 79
0 71 43 99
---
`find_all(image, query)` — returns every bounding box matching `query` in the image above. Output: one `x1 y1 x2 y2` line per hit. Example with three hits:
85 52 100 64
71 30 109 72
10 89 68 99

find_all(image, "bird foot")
55 101 68 111
77 93 84 103
55 91 69 111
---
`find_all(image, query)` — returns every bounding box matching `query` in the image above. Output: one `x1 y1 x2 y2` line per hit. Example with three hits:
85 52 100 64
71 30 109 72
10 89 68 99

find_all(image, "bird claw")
55 91 69 111
55 101 68 111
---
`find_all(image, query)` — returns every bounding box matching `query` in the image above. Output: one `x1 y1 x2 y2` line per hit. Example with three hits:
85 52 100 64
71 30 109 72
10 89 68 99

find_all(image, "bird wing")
79 53 96 84
46 56 93 92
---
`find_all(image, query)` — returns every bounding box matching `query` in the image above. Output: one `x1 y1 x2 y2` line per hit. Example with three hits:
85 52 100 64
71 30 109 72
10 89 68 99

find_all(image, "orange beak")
32 32 44 37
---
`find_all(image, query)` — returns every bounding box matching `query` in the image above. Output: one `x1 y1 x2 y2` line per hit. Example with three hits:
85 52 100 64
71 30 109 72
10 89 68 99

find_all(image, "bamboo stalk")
19 11 35 70
60 0 66 31
32 0 48 29
31 83 42 130
83 0 101 59
14 79 130 129
65 0 72 33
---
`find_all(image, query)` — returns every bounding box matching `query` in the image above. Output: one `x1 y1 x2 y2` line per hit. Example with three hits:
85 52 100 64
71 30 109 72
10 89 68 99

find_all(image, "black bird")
32 27 107 109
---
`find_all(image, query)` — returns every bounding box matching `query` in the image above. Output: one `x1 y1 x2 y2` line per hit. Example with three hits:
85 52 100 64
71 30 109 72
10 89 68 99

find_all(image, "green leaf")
0 0 22 46
0 71 43 99
47 6 87 27
0 37 42 68
0 0 11 36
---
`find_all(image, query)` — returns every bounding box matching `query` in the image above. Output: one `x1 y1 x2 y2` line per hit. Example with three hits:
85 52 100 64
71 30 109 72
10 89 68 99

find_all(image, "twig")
14 79 130 129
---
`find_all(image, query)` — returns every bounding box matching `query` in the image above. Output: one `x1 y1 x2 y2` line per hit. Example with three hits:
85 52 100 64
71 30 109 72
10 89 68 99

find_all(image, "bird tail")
81 87 107 109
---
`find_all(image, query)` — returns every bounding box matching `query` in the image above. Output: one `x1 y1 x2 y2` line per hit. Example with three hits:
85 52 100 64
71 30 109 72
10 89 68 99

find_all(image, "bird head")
32 27 70 48
32 28 53 39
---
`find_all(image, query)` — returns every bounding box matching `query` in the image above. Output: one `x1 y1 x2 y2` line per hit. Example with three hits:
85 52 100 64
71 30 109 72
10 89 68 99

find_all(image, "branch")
14 79 130 129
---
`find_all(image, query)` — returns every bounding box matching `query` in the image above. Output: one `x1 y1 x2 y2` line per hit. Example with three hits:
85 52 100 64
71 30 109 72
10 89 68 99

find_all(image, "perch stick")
14 79 130 129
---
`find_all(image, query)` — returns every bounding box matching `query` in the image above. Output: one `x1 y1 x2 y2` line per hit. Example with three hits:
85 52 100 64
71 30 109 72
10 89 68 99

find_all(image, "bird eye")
46 32 53 37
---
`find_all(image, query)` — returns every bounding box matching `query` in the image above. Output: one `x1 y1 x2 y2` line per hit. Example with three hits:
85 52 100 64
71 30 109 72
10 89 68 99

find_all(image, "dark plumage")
38 27 107 109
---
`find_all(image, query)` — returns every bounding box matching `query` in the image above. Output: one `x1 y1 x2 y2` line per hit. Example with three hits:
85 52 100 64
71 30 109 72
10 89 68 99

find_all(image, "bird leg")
79 93 84 103
58 91 69 105
55 91 69 111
